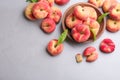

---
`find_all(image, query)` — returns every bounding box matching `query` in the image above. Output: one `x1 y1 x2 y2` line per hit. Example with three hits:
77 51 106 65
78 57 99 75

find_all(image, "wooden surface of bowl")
62 2 106 43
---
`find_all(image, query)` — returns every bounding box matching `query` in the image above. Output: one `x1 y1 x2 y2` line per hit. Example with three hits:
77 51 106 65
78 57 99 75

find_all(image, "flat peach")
38 0 54 7
102 0 117 12
84 18 100 38
32 2 51 19
84 6 97 20
88 0 105 8
47 6 62 23
106 18 120 32
109 3 120 20
65 13 82 29
47 39 64 56
83 46 98 62
100 38 115 53
41 18 56 33
71 24 90 42
24 3 36 20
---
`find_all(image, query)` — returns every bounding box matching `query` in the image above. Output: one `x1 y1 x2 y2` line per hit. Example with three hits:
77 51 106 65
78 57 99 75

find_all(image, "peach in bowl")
62 2 106 43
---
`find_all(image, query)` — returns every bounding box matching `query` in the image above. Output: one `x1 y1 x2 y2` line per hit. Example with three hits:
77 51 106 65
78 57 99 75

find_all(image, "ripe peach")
83 46 98 62
38 0 54 7
47 39 64 56
102 0 117 12
65 13 82 29
88 0 105 8
47 6 62 23
84 18 100 39
55 0 70 5
106 18 120 32
73 5 89 20
71 24 90 43
24 3 36 20
109 3 120 21
100 38 115 53
41 18 56 33
32 2 51 19
84 6 97 20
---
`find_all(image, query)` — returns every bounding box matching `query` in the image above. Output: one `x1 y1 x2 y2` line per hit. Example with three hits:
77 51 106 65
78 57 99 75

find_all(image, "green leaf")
57 29 68 46
97 12 109 23
90 29 96 41
26 0 38 3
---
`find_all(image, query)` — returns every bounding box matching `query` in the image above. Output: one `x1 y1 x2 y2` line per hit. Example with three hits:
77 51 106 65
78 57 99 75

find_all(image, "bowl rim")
62 2 106 43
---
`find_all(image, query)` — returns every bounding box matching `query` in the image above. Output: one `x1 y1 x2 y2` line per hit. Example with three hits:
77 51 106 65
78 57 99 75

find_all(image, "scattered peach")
47 6 62 23
84 46 98 62
106 18 120 32
102 0 117 12
41 18 56 33
55 0 70 5
100 38 115 53
47 39 64 56
32 2 51 19
24 3 36 20
109 3 120 21
88 0 105 8
38 0 54 7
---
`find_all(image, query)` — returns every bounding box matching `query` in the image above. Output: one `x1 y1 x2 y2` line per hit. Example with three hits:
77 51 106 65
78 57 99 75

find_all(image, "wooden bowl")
62 2 106 43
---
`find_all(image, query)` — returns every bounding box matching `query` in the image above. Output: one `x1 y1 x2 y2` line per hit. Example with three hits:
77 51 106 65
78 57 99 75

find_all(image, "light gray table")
0 0 120 80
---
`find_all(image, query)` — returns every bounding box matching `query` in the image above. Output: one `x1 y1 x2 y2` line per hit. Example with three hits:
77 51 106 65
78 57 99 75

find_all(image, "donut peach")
24 3 36 20
32 2 51 19
41 18 56 33
71 24 90 42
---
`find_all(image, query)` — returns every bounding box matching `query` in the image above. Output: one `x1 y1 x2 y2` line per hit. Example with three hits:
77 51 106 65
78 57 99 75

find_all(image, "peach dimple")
106 18 120 32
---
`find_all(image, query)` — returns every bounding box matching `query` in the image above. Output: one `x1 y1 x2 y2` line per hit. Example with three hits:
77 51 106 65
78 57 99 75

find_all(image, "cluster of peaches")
76 38 115 62
65 5 100 43
75 0 120 62
24 0 118 63
24 0 70 56
65 0 120 44
88 0 120 32
24 0 70 33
